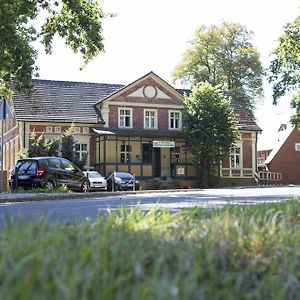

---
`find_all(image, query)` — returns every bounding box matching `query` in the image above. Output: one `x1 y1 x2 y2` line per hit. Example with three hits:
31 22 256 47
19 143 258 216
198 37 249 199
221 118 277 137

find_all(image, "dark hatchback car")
105 171 140 191
9 157 90 192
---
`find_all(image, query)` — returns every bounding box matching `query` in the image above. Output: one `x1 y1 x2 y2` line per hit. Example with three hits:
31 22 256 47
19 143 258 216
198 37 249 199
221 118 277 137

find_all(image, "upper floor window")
169 111 181 130
230 147 241 168
144 110 157 129
119 108 132 128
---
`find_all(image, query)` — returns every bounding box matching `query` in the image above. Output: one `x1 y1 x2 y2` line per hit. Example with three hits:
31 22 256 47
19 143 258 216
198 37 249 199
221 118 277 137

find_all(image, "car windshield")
85 172 102 179
115 172 133 179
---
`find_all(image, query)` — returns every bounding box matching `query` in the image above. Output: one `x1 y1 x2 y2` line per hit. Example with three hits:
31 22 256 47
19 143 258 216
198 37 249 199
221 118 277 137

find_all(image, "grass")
1 201 300 299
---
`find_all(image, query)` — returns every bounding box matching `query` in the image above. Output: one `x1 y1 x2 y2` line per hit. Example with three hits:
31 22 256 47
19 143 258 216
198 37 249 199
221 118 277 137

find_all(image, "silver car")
83 171 107 191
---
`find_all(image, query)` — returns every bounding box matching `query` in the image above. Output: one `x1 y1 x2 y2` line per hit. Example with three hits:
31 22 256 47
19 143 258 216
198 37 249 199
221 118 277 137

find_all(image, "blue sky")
34 0 300 148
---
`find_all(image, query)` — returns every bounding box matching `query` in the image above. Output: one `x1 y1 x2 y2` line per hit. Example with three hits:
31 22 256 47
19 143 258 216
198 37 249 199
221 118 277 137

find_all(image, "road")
0 186 299 227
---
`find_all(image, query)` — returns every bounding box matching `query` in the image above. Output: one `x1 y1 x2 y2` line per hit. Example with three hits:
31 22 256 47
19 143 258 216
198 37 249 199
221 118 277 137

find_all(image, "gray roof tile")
12 79 124 124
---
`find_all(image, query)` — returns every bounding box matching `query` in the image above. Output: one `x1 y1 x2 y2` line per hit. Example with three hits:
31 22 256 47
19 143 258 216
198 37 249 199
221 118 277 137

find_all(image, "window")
142 144 153 163
61 159 76 172
120 144 131 163
54 126 61 133
144 110 157 129
75 143 88 161
83 127 89 134
46 126 52 133
119 108 132 128
74 127 81 134
295 143 300 151
169 111 181 129
230 147 241 168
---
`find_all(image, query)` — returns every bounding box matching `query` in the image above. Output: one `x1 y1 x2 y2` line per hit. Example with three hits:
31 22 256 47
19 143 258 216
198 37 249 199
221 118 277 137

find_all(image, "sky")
34 0 300 149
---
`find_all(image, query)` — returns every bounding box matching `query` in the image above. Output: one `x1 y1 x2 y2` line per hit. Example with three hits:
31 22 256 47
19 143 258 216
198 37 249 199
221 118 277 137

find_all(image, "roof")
264 126 294 165
93 128 183 138
12 79 124 123
10 76 260 132
231 100 261 131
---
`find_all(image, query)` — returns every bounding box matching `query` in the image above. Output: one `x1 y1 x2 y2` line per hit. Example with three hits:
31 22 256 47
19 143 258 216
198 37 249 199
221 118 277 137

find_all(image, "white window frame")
83 127 89 134
75 143 88 161
169 111 182 130
144 109 157 129
118 108 132 128
229 146 242 169
54 126 61 133
74 127 81 134
46 126 53 133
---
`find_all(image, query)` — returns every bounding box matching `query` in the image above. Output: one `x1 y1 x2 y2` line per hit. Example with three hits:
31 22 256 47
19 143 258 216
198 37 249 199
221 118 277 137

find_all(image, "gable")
97 72 184 108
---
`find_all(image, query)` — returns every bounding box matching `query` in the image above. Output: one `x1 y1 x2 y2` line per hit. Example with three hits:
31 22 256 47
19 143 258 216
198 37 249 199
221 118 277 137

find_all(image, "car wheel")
81 180 90 193
44 180 55 190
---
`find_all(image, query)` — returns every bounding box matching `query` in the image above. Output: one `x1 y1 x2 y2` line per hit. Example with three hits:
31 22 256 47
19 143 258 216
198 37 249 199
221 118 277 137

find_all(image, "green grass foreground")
1 201 300 299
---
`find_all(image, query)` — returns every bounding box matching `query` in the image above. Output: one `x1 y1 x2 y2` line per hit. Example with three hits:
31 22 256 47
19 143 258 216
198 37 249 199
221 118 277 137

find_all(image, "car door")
60 158 83 190
46 157 64 187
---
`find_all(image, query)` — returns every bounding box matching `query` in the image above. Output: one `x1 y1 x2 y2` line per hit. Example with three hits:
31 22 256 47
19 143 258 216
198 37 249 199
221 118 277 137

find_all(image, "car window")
115 172 133 179
49 158 62 168
16 160 37 173
86 172 102 179
61 159 77 172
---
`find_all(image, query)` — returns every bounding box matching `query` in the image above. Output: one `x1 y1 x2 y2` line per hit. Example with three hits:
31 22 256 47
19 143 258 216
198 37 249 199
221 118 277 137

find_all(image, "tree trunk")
200 159 210 188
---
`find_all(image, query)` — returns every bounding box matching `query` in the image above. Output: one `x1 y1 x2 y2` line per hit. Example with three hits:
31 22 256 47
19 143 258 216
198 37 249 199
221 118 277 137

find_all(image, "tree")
269 15 300 126
183 82 238 188
173 22 264 114
61 124 87 169
0 0 109 95
17 130 60 158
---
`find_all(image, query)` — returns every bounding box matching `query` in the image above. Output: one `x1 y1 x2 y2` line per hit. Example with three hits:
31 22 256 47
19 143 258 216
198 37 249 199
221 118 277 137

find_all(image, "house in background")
3 72 261 189
258 124 300 185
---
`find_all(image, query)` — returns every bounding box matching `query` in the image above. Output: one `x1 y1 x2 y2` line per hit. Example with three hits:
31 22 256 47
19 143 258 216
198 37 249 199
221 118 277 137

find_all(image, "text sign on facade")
153 141 175 148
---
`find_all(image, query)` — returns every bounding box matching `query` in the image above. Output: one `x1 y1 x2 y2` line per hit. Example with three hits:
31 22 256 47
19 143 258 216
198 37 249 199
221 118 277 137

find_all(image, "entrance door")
153 148 161 177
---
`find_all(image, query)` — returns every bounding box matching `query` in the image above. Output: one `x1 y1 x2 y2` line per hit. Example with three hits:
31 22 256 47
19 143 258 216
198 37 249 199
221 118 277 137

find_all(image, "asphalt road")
0 186 299 227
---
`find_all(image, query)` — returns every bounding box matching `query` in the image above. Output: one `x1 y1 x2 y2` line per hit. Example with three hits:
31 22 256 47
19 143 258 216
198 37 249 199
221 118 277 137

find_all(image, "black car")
9 157 90 192
105 171 140 191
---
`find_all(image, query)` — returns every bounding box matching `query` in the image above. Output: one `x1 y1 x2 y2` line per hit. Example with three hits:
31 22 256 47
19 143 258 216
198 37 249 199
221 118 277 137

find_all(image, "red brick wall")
267 128 300 184
109 106 177 130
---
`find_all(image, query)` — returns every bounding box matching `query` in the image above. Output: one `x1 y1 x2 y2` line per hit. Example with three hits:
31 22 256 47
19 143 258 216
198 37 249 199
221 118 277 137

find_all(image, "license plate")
18 175 30 180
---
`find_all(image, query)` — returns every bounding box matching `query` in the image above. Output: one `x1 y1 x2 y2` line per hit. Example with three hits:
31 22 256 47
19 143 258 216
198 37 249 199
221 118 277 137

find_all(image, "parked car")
83 171 107 191
105 171 140 191
9 157 90 192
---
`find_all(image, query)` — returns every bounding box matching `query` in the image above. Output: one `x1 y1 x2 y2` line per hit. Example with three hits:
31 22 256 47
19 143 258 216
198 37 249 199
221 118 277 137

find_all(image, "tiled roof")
12 79 124 124
11 78 261 131
231 100 261 131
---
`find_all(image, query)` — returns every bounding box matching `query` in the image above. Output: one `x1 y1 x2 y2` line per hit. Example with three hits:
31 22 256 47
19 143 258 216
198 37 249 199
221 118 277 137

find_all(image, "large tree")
183 82 238 188
269 15 300 126
173 22 264 114
0 0 109 96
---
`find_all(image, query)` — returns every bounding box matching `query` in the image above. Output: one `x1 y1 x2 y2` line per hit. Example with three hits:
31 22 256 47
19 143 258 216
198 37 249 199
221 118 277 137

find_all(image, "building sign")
177 167 185 175
153 141 175 148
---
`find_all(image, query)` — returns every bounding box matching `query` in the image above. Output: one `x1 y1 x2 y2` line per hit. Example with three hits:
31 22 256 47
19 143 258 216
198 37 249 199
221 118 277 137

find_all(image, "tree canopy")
269 15 300 126
173 22 264 114
183 82 238 188
0 0 109 96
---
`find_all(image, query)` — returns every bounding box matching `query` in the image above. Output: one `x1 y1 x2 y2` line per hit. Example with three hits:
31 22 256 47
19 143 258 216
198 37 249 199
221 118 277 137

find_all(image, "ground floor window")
75 143 88 161
230 147 241 168
120 144 131 163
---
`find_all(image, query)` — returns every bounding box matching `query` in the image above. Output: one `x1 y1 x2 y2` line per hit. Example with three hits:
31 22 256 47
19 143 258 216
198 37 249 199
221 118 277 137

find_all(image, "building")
258 125 300 185
3 72 261 189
